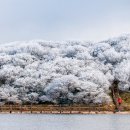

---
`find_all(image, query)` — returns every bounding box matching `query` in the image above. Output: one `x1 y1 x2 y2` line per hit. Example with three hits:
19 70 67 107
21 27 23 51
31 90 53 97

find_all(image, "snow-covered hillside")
0 35 130 104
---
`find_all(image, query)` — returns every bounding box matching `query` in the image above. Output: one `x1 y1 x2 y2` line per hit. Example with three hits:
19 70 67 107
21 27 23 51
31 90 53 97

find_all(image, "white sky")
0 0 130 43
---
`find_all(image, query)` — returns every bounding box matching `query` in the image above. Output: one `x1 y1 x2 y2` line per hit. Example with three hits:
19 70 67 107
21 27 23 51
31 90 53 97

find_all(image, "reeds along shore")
0 104 130 114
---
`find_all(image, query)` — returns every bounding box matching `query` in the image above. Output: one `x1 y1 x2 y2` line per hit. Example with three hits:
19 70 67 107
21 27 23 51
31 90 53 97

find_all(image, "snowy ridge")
0 35 130 104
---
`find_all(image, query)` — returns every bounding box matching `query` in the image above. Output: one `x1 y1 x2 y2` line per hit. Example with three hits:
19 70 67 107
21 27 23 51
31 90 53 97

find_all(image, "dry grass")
0 104 115 113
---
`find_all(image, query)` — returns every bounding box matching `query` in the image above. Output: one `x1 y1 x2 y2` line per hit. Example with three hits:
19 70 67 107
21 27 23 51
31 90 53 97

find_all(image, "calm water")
0 114 129 130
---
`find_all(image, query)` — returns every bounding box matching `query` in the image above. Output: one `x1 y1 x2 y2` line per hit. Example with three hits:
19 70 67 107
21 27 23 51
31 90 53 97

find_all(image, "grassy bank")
0 104 130 114
0 104 118 113
0 104 115 114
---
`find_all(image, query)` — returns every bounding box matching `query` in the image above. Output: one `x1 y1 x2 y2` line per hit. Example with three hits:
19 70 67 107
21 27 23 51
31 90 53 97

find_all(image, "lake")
0 114 129 130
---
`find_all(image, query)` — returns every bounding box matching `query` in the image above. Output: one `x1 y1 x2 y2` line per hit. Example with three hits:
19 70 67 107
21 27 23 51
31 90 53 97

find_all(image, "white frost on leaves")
0 35 130 104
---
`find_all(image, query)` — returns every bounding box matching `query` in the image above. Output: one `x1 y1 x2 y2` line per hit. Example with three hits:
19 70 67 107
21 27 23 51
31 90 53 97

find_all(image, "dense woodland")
0 35 130 105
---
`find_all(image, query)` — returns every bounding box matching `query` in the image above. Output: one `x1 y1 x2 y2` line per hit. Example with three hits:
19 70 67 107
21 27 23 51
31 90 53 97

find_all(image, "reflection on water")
0 114 130 130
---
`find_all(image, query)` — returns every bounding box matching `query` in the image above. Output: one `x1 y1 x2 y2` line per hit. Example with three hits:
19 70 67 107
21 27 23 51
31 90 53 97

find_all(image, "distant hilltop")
0 35 130 105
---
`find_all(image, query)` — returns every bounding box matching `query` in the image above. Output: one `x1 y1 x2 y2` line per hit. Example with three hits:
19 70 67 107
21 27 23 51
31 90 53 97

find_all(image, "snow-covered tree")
0 35 130 104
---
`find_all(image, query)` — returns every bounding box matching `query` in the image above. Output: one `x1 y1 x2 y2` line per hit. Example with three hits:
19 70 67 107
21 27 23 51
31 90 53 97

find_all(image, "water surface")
0 114 129 130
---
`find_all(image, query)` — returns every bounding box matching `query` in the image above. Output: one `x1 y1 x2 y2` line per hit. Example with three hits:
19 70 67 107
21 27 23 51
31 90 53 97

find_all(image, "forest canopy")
0 35 130 104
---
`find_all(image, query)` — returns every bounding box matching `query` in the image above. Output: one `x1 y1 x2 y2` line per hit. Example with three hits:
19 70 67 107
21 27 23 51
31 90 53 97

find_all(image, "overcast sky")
0 0 130 43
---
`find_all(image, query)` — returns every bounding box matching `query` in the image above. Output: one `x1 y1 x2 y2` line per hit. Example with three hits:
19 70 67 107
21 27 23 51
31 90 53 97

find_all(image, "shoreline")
0 111 130 114
0 104 129 114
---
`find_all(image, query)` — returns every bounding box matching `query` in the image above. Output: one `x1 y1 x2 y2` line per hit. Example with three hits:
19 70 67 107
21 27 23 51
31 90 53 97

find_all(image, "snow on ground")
0 35 130 104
